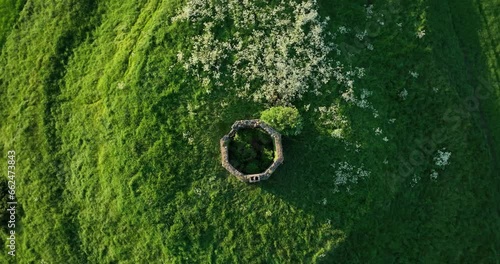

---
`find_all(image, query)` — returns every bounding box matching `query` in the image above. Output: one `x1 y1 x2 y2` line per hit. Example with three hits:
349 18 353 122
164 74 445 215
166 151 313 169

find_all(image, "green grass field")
0 0 499 263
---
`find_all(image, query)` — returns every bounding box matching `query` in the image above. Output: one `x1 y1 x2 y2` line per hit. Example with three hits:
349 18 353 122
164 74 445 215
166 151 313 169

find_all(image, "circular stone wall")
220 120 284 183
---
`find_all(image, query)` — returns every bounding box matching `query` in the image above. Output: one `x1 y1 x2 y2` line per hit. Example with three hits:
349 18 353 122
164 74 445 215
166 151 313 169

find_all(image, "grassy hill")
1 0 498 263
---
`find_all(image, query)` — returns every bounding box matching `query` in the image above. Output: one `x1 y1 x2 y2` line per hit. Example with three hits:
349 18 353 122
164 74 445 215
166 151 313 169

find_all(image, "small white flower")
432 87 439 93
355 143 362 150
357 67 366 78
416 29 426 39
117 81 126 90
202 77 211 86
177 51 184 61
383 159 389 164
411 174 420 187
399 89 408 99
375 127 383 135
356 30 367 41
383 137 389 142
430 170 438 180
367 43 374 50
410 71 419 78
388 118 396 123
366 5 374 17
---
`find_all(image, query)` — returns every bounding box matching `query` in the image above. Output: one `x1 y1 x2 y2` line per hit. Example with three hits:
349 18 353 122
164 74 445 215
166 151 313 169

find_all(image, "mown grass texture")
0 0 499 263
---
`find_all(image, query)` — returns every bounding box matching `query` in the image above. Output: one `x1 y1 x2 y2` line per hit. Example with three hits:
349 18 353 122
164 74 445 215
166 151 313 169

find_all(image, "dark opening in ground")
228 128 275 174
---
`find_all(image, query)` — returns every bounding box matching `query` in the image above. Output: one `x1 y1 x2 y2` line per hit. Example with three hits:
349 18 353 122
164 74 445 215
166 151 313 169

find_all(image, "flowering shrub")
174 0 383 192
260 106 303 136
173 0 346 105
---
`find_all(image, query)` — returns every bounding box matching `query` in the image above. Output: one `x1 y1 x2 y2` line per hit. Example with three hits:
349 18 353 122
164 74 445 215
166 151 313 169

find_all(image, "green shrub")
260 106 303 136
240 142 257 161
262 148 274 165
245 161 261 174
257 129 272 145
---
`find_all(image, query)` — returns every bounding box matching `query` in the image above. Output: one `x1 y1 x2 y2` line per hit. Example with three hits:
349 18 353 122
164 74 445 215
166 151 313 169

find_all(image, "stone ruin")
220 119 284 183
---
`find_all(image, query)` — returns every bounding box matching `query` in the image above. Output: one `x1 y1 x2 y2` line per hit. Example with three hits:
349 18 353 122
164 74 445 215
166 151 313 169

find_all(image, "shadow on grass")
310 0 500 262
259 126 376 228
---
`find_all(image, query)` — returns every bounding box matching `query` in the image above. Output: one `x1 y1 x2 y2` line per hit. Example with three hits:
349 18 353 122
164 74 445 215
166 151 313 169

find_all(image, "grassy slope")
0 1 101 262
0 0 25 48
475 0 500 161
0 0 498 263
332 0 500 262
450 0 500 170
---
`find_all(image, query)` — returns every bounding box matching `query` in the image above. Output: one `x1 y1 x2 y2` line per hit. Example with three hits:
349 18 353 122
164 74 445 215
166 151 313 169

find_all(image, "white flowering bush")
173 0 346 105
173 0 384 194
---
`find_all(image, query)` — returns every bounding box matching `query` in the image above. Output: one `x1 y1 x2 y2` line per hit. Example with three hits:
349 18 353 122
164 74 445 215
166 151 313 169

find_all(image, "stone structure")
220 119 284 183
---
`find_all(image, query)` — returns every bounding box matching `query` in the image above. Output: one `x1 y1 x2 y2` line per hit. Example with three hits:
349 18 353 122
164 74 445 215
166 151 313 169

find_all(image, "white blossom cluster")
423 148 451 182
331 161 371 192
365 5 374 18
173 0 345 105
409 71 419 78
411 173 421 187
434 148 451 167
399 88 408 100
338 26 349 34
430 169 438 180
355 30 368 41
341 79 374 109
316 104 349 138
117 81 126 90
416 29 426 39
